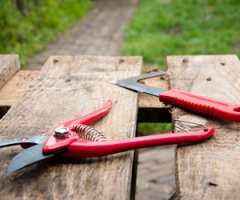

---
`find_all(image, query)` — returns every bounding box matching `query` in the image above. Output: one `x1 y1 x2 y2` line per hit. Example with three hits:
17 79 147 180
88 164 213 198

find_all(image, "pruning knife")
112 72 240 122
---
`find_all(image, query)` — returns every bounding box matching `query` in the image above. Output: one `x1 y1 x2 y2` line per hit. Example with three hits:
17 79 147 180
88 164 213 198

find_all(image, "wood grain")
0 55 20 89
0 56 142 200
0 69 171 122
167 55 240 199
0 70 39 106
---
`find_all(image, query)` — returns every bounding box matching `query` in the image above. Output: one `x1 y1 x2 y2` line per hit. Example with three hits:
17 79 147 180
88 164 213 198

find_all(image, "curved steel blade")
111 71 167 97
7 143 54 175
0 136 48 148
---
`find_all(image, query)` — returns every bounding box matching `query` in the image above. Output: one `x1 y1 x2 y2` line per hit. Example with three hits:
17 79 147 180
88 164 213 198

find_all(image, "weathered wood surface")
0 70 39 106
167 55 240 199
0 69 170 123
0 56 141 200
0 55 20 89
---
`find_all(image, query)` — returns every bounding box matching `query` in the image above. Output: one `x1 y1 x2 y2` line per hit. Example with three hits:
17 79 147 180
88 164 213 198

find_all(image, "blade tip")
111 80 118 85
6 169 14 176
6 164 20 176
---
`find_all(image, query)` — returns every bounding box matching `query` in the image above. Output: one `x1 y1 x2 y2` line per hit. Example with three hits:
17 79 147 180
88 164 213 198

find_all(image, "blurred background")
1 0 240 199
1 0 239 68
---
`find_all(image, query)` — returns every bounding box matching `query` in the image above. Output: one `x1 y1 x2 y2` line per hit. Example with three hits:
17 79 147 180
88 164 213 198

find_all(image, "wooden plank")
167 55 240 199
0 56 142 199
0 70 39 106
0 54 20 89
0 68 171 122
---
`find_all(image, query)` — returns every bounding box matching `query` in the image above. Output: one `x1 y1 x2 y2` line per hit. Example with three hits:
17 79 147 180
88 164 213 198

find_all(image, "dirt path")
26 0 137 70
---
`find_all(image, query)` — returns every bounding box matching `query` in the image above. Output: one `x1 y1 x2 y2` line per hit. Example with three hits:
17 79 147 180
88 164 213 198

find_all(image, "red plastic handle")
65 127 214 158
160 89 240 122
62 100 112 127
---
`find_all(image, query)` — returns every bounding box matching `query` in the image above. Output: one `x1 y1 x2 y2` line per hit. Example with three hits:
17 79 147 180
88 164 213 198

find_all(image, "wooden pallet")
1 54 240 199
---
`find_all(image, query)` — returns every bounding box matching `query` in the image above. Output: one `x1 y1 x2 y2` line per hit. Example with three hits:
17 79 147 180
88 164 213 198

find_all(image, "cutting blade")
112 71 167 97
6 143 54 175
0 136 48 148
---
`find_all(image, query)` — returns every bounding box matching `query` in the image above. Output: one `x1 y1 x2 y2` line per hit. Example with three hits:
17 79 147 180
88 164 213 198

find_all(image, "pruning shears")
0 100 214 175
112 72 240 122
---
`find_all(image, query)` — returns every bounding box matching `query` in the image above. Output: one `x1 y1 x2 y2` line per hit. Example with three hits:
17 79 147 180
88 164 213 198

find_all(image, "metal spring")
73 124 106 142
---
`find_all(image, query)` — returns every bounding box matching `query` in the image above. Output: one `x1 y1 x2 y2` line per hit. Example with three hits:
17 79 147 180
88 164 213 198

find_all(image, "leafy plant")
0 0 92 67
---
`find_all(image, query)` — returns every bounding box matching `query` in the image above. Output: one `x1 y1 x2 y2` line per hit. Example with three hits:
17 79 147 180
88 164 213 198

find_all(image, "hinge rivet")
55 127 70 139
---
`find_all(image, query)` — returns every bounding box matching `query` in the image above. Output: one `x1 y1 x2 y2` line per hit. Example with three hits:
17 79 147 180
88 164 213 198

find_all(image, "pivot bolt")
55 127 70 139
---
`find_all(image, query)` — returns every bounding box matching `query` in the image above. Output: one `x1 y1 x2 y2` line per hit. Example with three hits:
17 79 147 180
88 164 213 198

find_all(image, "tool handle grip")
62 100 112 127
160 89 240 122
66 127 214 158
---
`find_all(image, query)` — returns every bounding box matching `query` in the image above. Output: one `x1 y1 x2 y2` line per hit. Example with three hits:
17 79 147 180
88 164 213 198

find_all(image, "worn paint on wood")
0 56 141 200
0 55 20 89
167 55 240 199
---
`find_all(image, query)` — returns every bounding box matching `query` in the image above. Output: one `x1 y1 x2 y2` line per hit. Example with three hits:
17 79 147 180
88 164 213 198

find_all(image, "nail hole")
220 62 225 66
206 77 212 82
65 78 71 83
119 59 124 64
160 76 165 80
208 182 218 186
53 59 59 64
150 179 158 183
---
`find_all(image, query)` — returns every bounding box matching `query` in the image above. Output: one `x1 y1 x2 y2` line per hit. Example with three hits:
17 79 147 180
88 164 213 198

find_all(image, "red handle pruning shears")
0 100 214 175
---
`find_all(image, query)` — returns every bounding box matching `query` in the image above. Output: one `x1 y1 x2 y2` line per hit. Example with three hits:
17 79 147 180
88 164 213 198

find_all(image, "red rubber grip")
159 89 240 122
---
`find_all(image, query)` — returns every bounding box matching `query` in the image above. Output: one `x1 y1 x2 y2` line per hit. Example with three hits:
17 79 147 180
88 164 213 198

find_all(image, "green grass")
122 0 240 70
123 0 240 134
138 123 172 136
0 0 92 67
